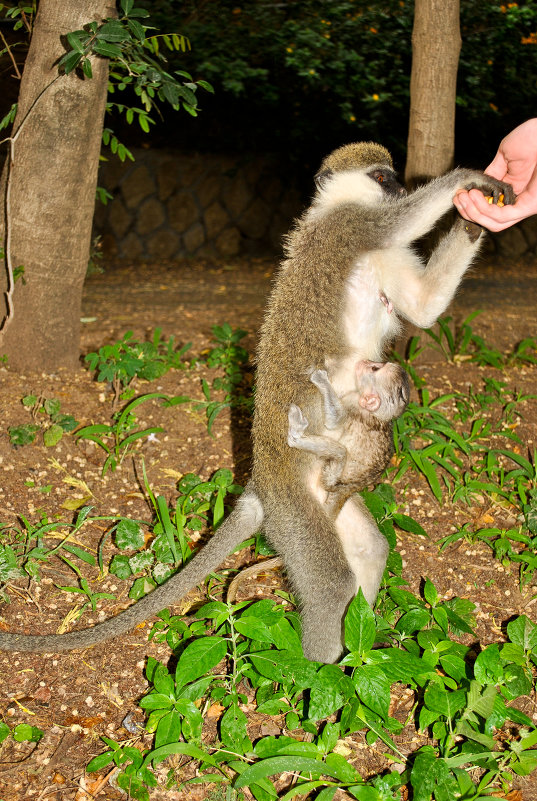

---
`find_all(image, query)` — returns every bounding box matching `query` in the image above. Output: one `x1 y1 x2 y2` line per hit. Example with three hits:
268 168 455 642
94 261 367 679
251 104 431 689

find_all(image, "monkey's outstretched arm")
387 169 514 247
381 173 514 329
0 486 263 652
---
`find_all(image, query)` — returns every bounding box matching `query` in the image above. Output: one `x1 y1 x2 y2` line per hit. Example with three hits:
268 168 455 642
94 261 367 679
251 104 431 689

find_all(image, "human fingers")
485 150 508 181
454 188 526 232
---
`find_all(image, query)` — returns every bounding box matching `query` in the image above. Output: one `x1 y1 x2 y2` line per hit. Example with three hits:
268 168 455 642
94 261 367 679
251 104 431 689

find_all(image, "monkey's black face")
367 168 407 198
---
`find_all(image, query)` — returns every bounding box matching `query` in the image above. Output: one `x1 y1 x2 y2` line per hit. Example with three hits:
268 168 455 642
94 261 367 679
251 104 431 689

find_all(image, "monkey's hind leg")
263 488 357 664
335 494 389 606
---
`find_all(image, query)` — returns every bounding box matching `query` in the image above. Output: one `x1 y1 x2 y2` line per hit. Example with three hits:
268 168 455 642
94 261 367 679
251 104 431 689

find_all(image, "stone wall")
93 147 537 262
93 149 303 261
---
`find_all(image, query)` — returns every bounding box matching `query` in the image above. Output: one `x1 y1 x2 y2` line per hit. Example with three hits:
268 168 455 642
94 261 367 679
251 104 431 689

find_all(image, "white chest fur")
344 255 401 351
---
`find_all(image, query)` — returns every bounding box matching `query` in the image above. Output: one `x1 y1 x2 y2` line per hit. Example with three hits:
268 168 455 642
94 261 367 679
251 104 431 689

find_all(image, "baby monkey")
288 361 410 517
229 360 409 605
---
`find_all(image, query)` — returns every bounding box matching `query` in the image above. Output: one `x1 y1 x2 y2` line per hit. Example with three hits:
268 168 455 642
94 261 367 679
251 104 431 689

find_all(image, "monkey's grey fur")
288 362 409 519
0 142 513 660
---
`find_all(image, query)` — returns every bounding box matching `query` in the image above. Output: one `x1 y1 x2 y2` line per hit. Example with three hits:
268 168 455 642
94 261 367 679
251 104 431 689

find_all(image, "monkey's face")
356 361 409 421
366 168 407 198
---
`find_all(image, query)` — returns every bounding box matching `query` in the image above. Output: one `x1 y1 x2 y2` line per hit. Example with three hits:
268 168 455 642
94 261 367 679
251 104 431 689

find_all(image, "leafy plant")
192 323 252 434
0 506 124 605
109 468 244 609
84 328 191 406
86 578 537 800
8 394 78 447
75 392 169 475
59 0 213 135
0 721 43 745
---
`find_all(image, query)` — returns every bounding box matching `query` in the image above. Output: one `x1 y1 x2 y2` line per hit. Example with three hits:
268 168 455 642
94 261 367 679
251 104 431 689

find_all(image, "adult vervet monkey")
0 143 513 661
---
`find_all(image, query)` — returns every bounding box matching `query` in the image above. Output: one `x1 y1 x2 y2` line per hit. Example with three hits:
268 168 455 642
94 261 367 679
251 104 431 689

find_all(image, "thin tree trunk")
0 0 114 371
405 0 461 185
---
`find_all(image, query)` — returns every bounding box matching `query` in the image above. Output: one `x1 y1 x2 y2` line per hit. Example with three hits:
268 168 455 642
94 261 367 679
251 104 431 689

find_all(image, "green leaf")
12 724 43 743
248 651 318 688
175 637 227 689
410 746 458 801
220 703 250 752
61 50 82 74
424 684 466 718
86 750 116 772
423 577 438 606
507 615 537 651
309 665 355 721
235 756 326 788
353 665 390 720
344 589 376 654
93 41 123 59
154 709 182 748
143 742 219 769
43 423 63 447
115 518 144 550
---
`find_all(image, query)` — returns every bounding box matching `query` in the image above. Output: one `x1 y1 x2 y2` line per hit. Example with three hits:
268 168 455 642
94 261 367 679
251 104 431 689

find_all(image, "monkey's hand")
455 216 483 243
288 403 309 447
309 368 330 389
464 177 515 207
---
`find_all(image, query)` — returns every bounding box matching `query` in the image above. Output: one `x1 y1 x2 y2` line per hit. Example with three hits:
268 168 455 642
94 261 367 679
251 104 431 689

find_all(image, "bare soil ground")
0 254 536 800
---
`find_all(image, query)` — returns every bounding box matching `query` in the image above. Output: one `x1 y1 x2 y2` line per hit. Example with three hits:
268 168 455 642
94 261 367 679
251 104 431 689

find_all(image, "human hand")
453 118 537 232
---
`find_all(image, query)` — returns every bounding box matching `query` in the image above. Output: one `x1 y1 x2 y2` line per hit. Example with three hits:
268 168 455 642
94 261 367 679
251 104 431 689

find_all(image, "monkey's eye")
377 174 384 183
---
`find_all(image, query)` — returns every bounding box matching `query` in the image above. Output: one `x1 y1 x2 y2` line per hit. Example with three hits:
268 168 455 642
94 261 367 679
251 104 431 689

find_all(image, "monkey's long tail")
0 485 263 653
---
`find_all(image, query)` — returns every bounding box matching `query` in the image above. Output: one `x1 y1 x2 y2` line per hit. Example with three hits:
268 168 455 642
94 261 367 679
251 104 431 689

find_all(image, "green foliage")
84 328 191 404
0 721 43 744
191 323 252 434
109 467 243 603
142 0 537 164
75 392 169 475
85 580 537 799
0 506 124 605
8 394 78 448
58 0 213 136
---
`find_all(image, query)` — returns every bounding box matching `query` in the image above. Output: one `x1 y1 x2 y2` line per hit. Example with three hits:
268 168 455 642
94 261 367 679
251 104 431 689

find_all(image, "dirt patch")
0 255 536 799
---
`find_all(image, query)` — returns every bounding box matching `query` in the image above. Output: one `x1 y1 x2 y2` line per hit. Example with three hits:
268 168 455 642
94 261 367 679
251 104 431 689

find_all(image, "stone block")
98 156 128 191
519 217 537 250
224 174 252 219
157 159 180 201
237 197 270 239
137 197 166 236
204 201 230 238
197 173 222 207
216 226 242 257
147 229 181 260
108 198 132 239
168 192 199 233
121 165 156 209
260 175 284 205
183 222 205 253
495 226 529 259
121 231 144 260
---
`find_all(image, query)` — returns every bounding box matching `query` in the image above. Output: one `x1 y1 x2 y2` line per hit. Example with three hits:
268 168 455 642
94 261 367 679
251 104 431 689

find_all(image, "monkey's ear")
359 392 381 413
314 169 333 191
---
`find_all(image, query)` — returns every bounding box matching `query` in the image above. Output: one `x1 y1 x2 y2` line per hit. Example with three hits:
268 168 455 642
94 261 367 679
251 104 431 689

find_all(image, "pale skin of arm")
454 118 537 232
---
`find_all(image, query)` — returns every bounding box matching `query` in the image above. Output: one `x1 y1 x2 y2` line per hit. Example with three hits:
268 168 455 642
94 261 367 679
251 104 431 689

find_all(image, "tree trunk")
405 0 461 185
0 0 114 371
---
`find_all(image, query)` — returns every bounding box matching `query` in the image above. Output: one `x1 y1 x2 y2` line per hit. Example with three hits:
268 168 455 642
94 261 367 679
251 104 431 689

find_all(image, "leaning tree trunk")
405 0 461 185
0 0 114 371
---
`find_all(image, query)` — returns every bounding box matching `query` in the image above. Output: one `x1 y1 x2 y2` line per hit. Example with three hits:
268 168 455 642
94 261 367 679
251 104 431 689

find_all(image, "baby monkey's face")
355 360 409 421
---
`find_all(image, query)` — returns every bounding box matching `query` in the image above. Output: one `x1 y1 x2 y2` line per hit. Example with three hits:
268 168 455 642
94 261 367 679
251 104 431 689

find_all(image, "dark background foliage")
126 0 537 182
